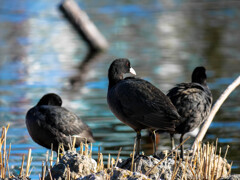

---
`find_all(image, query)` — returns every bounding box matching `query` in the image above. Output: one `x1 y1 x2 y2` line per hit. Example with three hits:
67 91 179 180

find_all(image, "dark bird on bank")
26 93 94 152
107 58 181 156
167 66 212 159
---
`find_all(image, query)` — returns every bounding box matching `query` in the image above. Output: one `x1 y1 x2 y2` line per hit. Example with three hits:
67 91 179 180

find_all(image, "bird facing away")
107 58 181 156
26 93 94 152
167 66 212 159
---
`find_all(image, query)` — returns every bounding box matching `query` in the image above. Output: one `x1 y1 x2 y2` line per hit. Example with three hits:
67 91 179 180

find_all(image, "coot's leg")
170 133 174 150
136 130 141 156
180 134 184 159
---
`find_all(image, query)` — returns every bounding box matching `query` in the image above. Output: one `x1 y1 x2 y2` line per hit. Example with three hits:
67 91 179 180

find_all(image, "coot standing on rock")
26 93 94 152
167 66 212 159
107 58 181 156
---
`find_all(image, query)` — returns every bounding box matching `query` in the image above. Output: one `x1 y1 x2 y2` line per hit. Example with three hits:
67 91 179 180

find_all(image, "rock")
44 150 232 180
78 167 150 180
117 155 193 180
0 178 31 180
220 174 240 180
117 153 231 180
46 151 97 180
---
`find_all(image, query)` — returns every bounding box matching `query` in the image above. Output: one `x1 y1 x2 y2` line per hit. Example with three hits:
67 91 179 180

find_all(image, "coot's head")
108 58 136 88
191 66 207 86
36 93 62 106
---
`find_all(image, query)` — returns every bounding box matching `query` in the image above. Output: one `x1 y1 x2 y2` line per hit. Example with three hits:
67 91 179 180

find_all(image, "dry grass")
0 125 232 180
0 125 33 179
145 138 232 179
187 140 232 179
43 136 232 180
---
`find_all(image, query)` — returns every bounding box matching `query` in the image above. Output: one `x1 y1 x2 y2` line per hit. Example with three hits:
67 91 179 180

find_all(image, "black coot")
26 93 94 152
107 58 181 156
167 66 212 158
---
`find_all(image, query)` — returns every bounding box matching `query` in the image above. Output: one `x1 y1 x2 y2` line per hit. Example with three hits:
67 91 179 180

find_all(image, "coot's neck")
108 66 124 89
192 78 207 87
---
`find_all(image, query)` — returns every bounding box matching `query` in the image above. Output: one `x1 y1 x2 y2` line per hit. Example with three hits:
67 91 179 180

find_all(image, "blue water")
0 0 240 178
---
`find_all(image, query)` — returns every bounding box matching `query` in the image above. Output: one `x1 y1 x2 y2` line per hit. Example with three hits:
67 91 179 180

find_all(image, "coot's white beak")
129 67 136 75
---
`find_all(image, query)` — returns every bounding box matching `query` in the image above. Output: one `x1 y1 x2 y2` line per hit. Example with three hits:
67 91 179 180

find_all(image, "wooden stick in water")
59 0 109 51
193 76 240 149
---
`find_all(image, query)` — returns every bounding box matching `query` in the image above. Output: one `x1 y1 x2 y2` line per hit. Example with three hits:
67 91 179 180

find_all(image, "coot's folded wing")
115 78 180 130
167 83 212 123
29 106 93 142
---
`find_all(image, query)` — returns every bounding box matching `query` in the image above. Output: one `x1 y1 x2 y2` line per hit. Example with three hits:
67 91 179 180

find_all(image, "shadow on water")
0 0 240 178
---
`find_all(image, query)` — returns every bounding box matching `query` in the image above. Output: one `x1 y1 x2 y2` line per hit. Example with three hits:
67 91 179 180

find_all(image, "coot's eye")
126 62 129 67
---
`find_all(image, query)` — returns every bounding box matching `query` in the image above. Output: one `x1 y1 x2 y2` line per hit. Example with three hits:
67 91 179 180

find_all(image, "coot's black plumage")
107 58 181 155
26 93 94 152
167 66 212 158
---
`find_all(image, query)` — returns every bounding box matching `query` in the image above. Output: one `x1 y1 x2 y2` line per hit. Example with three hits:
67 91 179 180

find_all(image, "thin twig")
107 154 111 169
115 147 122 168
171 159 182 180
72 136 76 151
26 149 32 177
131 140 136 172
89 143 92 158
215 148 222 179
48 168 53 180
5 143 11 177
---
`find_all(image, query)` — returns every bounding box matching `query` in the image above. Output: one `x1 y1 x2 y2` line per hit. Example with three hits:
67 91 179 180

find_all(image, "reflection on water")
0 0 240 178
